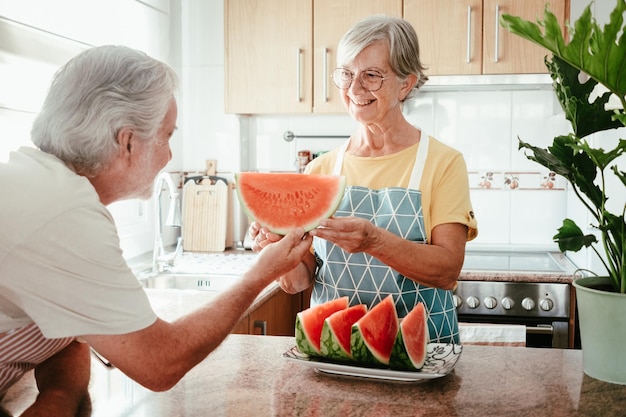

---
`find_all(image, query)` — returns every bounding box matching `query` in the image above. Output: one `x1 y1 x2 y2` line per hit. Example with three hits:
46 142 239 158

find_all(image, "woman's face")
338 40 410 126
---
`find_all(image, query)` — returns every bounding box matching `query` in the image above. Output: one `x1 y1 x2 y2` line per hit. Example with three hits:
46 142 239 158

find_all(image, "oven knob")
453 294 463 308
466 296 480 309
521 297 536 311
501 297 515 310
483 296 497 309
539 298 554 312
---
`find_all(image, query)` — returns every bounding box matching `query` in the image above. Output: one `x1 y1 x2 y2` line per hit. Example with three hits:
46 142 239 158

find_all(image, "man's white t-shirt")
0 147 157 338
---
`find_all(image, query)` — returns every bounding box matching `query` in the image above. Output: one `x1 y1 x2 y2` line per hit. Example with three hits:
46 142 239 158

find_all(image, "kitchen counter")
460 250 579 284
3 335 625 416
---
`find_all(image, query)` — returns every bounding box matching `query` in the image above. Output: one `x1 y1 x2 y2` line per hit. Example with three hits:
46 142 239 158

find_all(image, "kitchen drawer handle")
466 6 471 64
494 4 500 63
526 324 553 335
323 48 329 102
253 320 267 335
296 48 302 103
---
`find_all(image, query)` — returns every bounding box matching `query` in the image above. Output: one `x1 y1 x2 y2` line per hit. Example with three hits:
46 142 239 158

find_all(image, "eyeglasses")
331 68 388 92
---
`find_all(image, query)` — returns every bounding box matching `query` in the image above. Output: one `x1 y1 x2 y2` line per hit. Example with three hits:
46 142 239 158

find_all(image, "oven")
455 250 576 348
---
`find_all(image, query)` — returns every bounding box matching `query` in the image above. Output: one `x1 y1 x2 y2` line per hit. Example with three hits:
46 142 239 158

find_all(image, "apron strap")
409 133 429 190
332 141 348 176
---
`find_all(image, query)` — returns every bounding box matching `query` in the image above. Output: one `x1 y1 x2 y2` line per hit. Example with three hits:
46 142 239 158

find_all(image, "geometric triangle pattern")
312 185 460 344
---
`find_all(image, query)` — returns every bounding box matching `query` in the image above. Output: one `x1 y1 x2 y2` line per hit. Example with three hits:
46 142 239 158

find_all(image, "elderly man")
0 45 311 416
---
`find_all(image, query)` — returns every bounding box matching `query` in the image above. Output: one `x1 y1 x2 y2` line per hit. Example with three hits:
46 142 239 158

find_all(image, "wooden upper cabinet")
482 0 567 74
404 0 568 76
225 0 401 114
225 0 313 114
404 0 483 76
313 0 402 113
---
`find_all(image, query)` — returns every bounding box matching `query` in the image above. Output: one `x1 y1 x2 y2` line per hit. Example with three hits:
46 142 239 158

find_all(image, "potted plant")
501 0 625 384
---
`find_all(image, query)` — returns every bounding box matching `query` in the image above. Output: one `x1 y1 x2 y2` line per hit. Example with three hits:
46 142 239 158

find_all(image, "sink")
137 273 240 292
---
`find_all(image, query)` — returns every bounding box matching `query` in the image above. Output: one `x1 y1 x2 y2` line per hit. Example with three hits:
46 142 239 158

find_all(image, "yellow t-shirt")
305 136 478 242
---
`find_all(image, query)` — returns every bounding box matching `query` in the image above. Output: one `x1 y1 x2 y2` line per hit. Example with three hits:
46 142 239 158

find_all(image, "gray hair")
31 45 178 175
337 15 428 99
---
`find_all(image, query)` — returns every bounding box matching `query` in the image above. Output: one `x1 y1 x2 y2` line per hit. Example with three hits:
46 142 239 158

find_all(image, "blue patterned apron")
312 135 460 344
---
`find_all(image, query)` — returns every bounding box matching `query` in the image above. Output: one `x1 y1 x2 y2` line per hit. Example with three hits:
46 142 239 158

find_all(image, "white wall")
0 0 180 258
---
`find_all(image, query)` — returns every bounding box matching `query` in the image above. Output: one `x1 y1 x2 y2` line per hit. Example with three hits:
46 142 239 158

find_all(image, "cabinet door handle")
466 6 472 64
323 48 329 102
494 4 500 63
296 48 302 103
253 320 267 335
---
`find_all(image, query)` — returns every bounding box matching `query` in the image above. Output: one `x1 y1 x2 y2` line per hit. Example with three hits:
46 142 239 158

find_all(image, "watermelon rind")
389 303 430 371
350 326 386 367
320 304 367 362
235 172 346 235
295 297 350 357
350 295 398 366
295 315 320 357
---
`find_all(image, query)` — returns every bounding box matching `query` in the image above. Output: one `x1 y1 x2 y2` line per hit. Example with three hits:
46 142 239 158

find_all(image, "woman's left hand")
309 217 380 253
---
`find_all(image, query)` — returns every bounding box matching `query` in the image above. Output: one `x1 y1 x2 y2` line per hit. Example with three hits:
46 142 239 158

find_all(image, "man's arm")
21 340 91 417
84 229 312 392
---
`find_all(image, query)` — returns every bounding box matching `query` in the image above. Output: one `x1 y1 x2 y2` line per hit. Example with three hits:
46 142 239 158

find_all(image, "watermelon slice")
295 297 349 356
320 304 368 361
389 302 430 371
235 172 346 235
350 295 399 366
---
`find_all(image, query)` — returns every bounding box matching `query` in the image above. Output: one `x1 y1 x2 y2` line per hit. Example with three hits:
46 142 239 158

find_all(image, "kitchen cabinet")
224 0 402 114
404 0 568 75
232 289 305 336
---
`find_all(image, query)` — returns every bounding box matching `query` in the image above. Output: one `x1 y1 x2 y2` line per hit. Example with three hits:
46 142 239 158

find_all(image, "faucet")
152 172 183 274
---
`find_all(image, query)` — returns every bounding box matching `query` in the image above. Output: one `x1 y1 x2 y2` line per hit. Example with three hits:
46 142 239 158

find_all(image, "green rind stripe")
389 329 417 371
320 321 353 362
350 325 386 367
295 316 321 357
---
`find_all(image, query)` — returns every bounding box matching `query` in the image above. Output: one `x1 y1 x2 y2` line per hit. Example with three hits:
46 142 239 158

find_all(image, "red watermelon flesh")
390 302 429 370
320 304 368 360
351 295 399 366
235 172 346 235
295 297 349 356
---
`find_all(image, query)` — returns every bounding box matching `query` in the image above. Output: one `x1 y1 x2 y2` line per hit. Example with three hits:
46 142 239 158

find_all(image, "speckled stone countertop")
3 334 626 417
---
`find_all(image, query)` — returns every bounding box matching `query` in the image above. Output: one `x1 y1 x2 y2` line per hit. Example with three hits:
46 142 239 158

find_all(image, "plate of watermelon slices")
283 343 462 382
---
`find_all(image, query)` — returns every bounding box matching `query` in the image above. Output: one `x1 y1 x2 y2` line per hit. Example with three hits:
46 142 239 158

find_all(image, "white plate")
283 343 462 382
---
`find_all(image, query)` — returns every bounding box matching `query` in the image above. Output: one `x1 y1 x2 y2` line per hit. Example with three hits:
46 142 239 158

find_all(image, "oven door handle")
525 324 553 335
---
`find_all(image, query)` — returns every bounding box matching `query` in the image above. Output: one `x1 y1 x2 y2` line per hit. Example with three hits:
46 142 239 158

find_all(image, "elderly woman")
251 15 477 344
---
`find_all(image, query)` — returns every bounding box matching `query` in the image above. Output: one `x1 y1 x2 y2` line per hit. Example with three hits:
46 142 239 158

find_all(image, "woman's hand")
248 221 282 252
309 217 381 253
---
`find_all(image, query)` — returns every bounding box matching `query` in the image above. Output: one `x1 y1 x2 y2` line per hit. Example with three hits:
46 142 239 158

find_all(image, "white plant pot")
573 276 626 385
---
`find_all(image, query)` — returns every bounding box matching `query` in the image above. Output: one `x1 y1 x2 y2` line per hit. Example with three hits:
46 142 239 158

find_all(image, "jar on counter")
297 150 311 173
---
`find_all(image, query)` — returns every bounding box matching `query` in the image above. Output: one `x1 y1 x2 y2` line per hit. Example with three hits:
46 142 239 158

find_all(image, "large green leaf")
501 1 626 138
518 135 605 210
554 218 597 252
502 0 626 99
547 56 622 138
